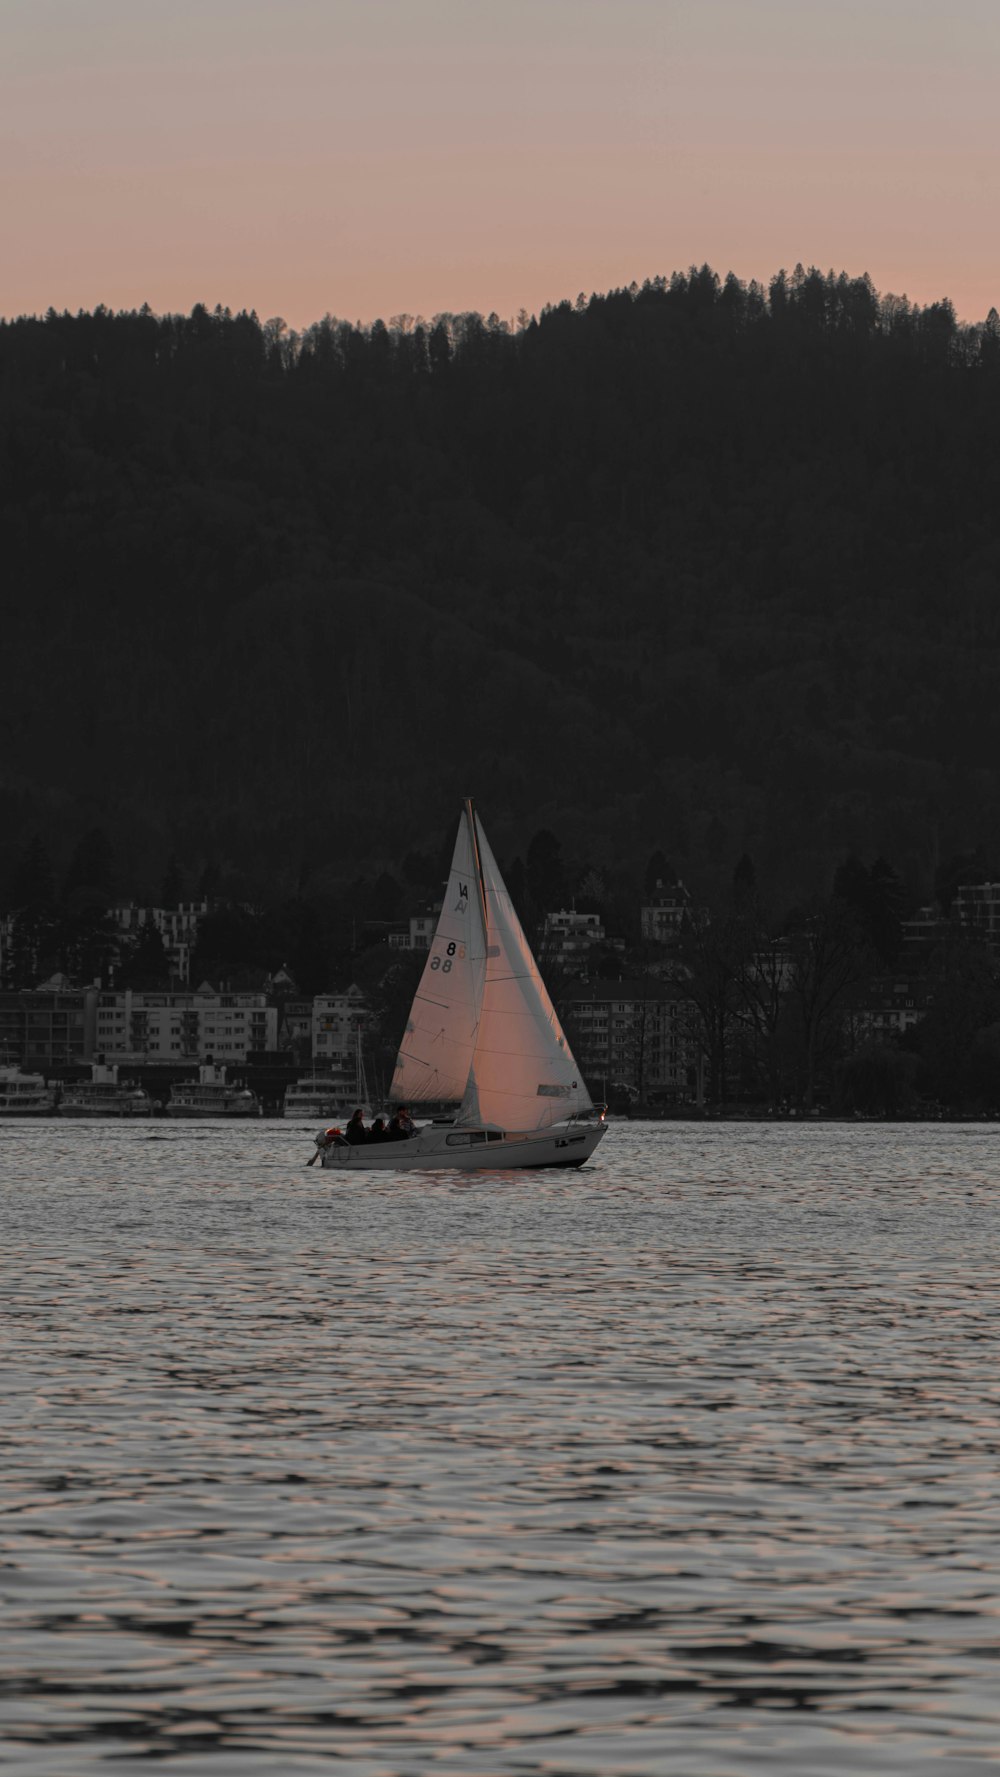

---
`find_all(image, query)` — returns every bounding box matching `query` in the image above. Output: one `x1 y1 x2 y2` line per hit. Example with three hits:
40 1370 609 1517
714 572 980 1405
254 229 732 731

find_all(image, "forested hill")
4 266 1000 909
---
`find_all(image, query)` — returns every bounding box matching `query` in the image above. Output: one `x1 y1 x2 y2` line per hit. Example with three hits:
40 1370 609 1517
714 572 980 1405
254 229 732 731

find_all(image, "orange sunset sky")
4 0 998 329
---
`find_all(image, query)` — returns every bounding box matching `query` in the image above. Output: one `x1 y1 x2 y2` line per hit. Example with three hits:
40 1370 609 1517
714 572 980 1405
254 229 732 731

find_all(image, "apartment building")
277 998 314 1062
559 977 698 1103
94 983 275 1062
541 910 615 976
312 984 372 1088
0 984 98 1067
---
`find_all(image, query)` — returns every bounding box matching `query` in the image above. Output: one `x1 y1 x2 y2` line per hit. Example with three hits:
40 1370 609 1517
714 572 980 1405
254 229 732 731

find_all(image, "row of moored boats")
0 1064 367 1120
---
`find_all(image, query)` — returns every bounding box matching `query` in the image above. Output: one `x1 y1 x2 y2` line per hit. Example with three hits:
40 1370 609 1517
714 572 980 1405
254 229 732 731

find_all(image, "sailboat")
319 801 608 1172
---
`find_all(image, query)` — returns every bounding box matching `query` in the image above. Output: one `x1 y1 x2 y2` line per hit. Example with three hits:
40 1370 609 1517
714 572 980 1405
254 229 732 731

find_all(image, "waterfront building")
277 998 313 1064
312 984 372 1088
845 977 929 1045
559 977 699 1103
0 985 98 1068
93 983 275 1062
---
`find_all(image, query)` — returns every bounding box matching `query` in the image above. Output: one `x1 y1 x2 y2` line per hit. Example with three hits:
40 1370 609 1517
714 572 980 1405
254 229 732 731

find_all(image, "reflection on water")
3 1120 1000 1773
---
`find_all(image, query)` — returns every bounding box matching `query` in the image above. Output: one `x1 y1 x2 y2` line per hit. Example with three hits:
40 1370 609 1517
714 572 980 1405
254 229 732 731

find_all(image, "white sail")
390 808 487 1104
458 814 594 1132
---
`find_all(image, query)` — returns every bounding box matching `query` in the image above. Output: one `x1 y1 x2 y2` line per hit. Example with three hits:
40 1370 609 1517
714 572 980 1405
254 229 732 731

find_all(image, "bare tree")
680 910 744 1107
786 900 872 1108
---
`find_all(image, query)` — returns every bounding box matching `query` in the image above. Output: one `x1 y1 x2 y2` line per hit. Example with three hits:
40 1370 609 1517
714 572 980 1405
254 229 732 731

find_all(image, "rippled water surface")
3 1119 1000 1775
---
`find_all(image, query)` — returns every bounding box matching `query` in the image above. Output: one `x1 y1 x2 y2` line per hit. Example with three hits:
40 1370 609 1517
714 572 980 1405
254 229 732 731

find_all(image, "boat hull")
57 1104 152 1117
283 1101 373 1121
166 1105 260 1118
319 1120 608 1172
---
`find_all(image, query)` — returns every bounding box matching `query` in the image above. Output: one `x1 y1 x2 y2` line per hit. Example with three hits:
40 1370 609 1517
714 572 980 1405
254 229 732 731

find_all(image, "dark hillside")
3 268 1000 903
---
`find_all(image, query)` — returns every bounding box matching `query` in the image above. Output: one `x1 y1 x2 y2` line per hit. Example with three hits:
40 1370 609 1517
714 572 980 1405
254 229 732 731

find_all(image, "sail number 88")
431 941 464 973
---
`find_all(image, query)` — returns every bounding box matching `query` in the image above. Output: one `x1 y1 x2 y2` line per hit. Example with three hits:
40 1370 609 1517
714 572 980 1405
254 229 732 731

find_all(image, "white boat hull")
320 1120 608 1172
57 1103 152 1118
283 1101 373 1121
166 1105 260 1118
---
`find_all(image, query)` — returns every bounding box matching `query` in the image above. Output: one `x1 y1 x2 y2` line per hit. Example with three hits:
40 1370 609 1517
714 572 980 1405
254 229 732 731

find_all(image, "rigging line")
460 798 487 1055
395 1049 434 1068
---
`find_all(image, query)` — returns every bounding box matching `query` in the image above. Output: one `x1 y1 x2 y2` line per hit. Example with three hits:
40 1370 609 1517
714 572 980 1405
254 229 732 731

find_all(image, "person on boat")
387 1106 417 1140
368 1116 389 1142
307 1126 346 1165
345 1108 368 1144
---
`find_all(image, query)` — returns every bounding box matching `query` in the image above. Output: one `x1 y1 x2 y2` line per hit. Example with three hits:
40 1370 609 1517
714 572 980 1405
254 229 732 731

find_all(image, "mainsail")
389 809 487 1104
392 802 593 1131
459 815 593 1131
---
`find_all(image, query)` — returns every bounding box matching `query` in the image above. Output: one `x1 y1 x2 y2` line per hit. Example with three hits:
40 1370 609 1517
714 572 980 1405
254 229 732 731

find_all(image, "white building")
94 982 275 1062
388 905 441 951
541 910 612 975
845 977 927 1045
640 881 692 944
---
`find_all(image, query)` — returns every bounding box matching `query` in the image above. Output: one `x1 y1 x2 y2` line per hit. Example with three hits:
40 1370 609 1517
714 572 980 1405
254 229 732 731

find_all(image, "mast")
464 798 490 936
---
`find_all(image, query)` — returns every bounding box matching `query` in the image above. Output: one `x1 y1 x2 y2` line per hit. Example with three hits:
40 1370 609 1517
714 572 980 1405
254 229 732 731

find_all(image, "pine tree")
62 828 115 904
119 917 172 988
3 837 57 987
160 858 184 909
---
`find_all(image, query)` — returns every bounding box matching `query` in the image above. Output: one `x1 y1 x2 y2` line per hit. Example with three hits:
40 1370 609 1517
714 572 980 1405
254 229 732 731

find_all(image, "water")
3 1120 1000 1775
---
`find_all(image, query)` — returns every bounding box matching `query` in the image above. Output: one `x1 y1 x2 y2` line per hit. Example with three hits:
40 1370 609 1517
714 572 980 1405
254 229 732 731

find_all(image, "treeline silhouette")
3 265 1000 909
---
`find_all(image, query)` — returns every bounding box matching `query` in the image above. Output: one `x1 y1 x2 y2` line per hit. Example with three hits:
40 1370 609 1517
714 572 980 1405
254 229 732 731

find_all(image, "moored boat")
282 1060 371 1123
0 1066 58 1116
166 1063 261 1118
319 800 607 1172
282 1076 346 1120
57 1062 152 1118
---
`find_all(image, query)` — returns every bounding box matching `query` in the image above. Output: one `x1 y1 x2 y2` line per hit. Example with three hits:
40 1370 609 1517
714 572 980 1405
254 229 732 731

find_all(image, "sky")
3 0 998 329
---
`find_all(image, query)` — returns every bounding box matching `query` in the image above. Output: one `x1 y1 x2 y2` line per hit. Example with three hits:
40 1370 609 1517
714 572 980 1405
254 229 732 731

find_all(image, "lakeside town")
4 869 1000 1118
